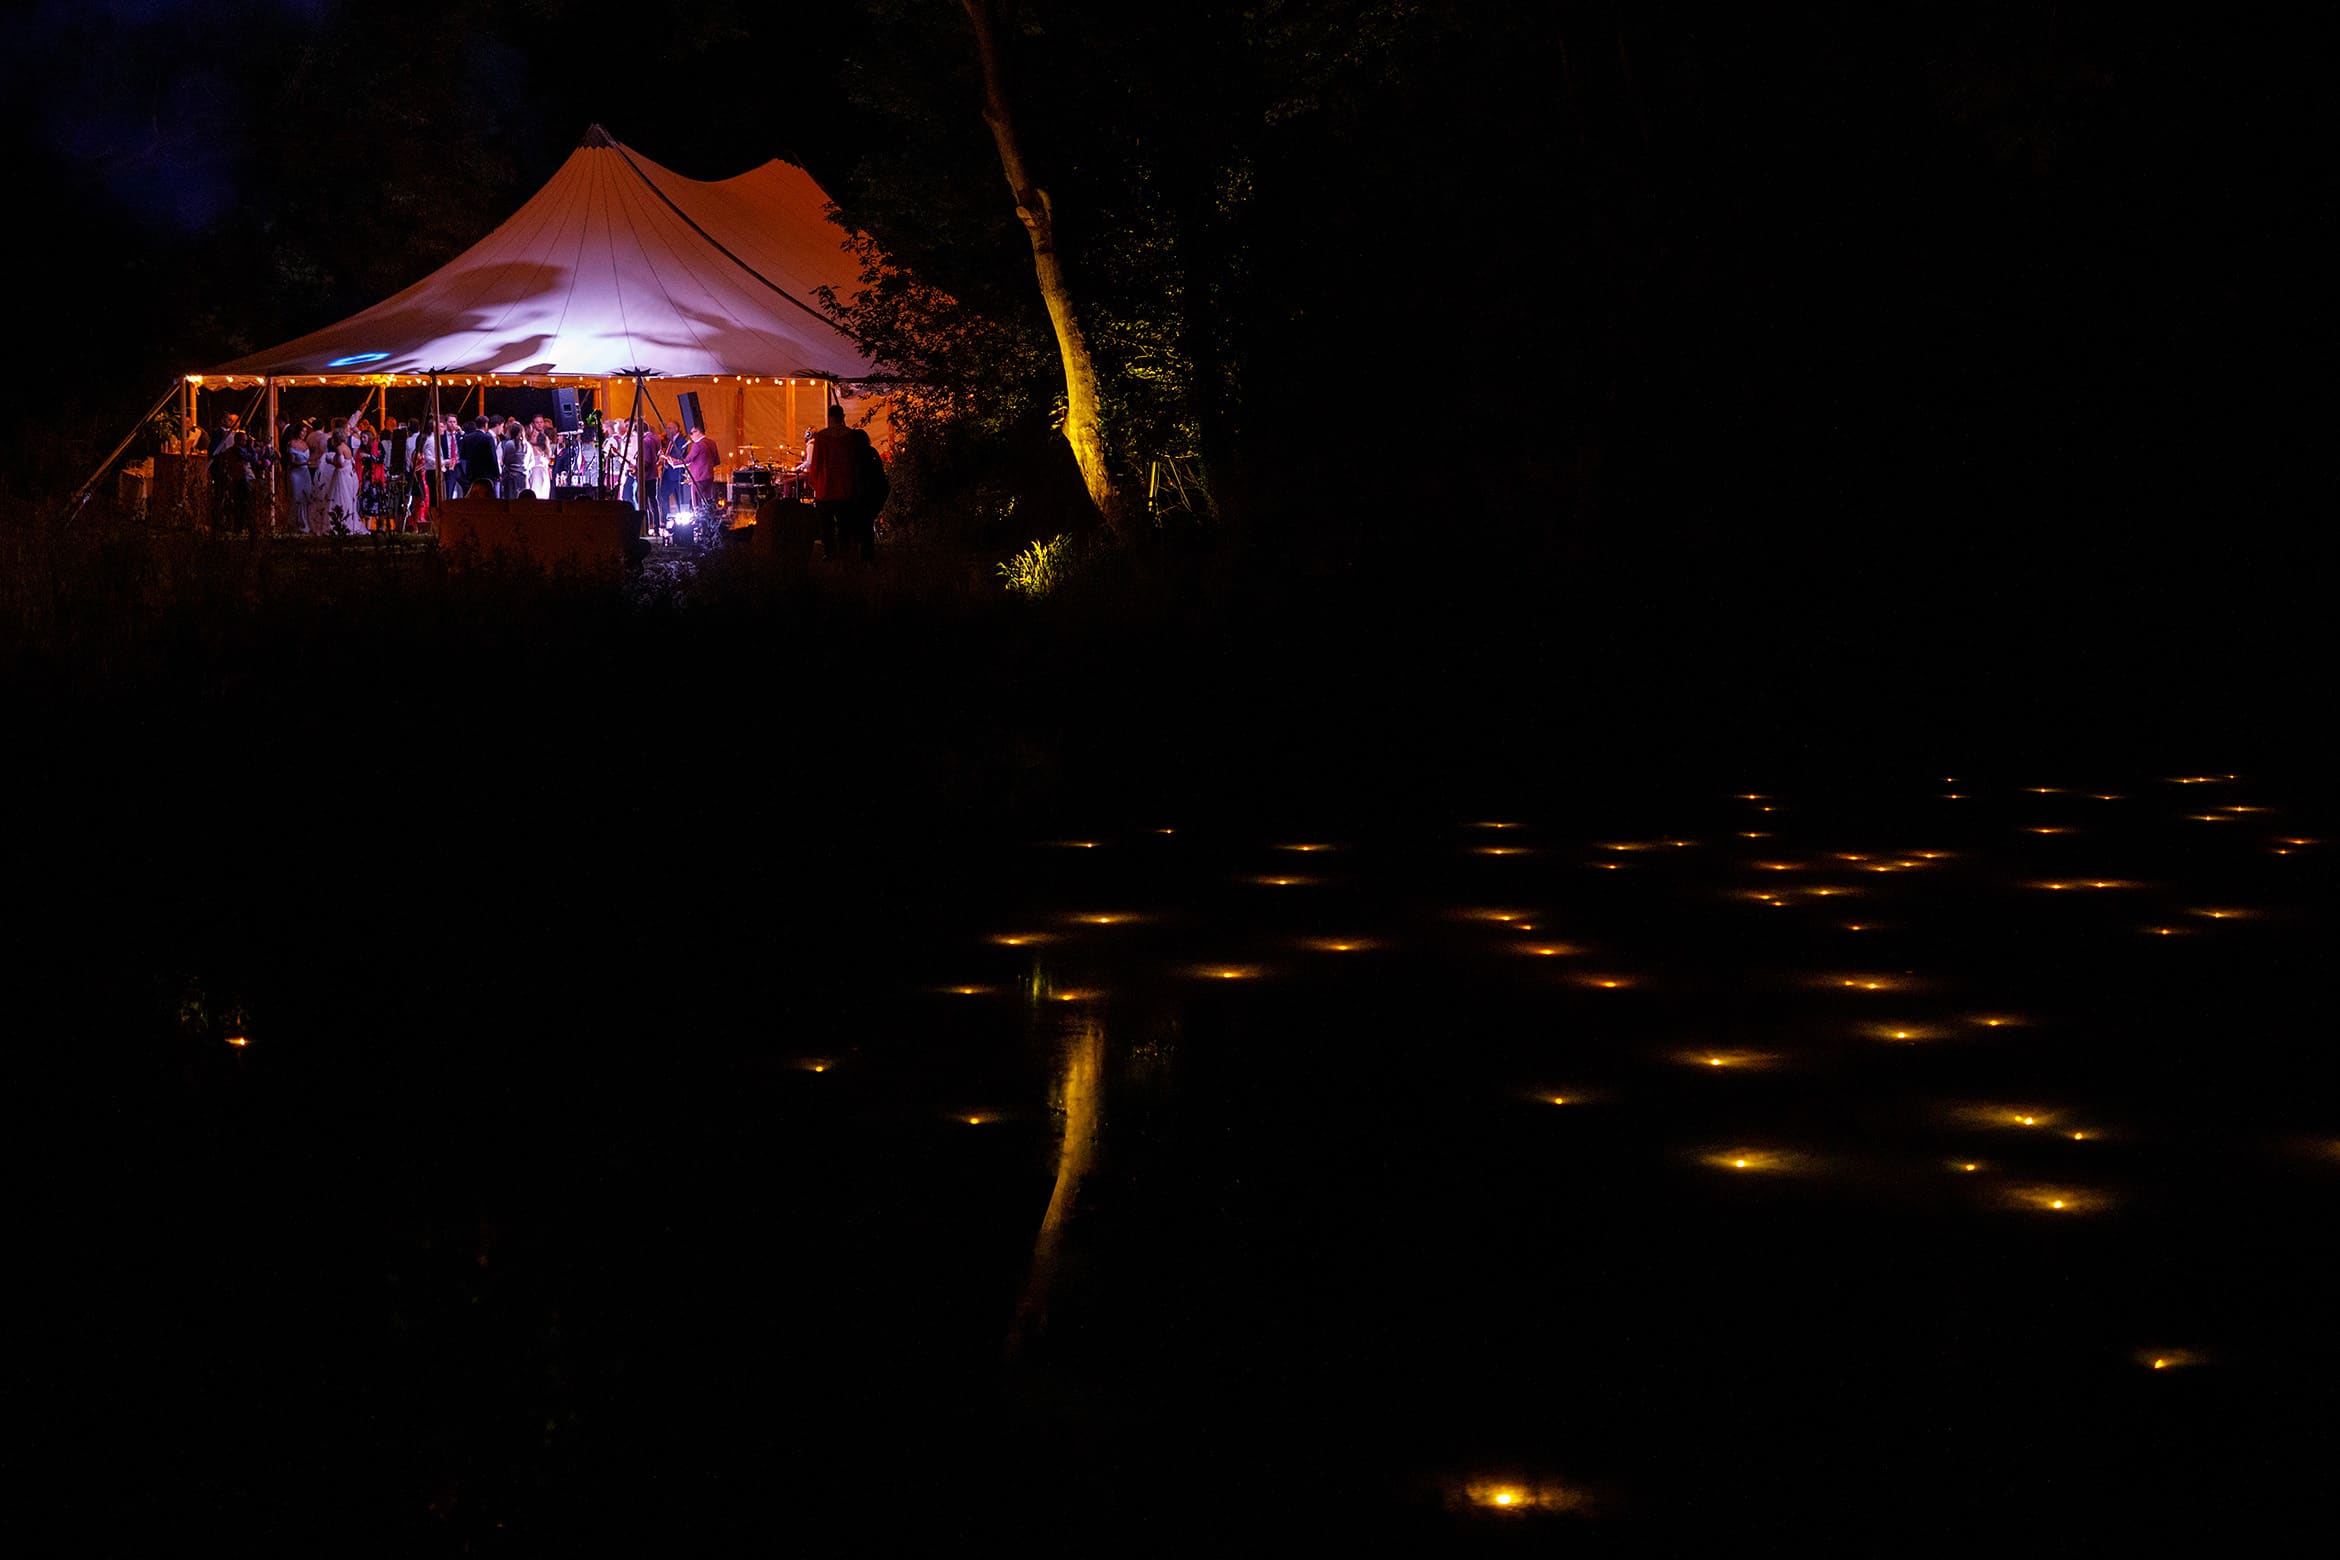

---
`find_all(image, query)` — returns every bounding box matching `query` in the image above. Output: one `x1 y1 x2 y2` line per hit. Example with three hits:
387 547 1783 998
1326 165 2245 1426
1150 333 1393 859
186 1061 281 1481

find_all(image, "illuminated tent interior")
194 124 880 461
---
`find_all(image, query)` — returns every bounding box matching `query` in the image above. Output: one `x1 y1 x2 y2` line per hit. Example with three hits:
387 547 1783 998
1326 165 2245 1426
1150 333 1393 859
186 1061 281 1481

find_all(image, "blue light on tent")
325 352 392 368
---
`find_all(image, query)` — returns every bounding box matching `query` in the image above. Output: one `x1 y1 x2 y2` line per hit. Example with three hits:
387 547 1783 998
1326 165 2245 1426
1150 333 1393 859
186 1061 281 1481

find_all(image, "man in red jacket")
802 403 875 561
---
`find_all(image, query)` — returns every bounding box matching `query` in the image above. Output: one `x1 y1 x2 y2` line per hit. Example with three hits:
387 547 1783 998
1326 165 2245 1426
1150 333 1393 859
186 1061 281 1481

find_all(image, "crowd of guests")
160 401 887 552
162 410 565 533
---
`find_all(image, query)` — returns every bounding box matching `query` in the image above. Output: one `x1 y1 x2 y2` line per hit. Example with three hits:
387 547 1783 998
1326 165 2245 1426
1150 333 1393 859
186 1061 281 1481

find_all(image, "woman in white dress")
302 425 331 531
525 422 553 500
319 436 363 533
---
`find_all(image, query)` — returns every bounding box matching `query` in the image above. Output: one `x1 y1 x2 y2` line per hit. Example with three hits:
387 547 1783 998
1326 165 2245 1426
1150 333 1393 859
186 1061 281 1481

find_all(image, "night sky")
13 6 2324 487
8 4 2331 713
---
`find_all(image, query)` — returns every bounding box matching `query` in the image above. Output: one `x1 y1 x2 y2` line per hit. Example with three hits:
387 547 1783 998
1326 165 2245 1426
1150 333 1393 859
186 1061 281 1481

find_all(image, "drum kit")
726 443 797 511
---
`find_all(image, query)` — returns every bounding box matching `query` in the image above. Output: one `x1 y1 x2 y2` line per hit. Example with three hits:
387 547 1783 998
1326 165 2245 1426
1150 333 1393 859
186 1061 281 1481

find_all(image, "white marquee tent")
139 126 887 503
211 124 874 386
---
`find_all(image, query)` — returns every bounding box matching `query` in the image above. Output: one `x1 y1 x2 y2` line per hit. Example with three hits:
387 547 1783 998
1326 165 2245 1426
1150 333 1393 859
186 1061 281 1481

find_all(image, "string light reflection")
1676 1048 1779 1071
2004 1184 2111 1214
1701 1147 1806 1174
1458 1478 1586 1514
2136 1349 2205 1371
1948 1104 2067 1131
1300 936 1381 954
1812 973 1918 993
1863 1022 1946 1043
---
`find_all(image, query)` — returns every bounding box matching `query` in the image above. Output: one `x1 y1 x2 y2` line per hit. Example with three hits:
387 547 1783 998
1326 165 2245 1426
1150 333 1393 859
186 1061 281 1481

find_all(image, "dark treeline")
5 3 2328 698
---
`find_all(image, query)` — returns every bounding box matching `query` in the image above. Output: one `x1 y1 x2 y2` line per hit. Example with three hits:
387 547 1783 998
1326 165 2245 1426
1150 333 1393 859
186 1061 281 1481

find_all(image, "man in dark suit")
458 415 499 496
438 416 464 503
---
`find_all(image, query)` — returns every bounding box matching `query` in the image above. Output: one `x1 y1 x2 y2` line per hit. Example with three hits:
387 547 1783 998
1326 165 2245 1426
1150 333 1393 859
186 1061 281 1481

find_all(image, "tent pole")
60 377 187 525
637 378 677 529
429 373 445 506
265 377 279 531
628 373 648 524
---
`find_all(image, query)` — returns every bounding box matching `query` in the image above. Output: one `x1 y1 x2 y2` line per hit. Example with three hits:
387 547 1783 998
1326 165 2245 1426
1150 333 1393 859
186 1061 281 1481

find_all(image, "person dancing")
319 434 362 534
525 419 553 500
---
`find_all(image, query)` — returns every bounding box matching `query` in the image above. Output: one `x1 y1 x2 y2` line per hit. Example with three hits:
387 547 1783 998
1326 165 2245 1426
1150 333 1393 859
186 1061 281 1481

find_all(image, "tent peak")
578 124 616 149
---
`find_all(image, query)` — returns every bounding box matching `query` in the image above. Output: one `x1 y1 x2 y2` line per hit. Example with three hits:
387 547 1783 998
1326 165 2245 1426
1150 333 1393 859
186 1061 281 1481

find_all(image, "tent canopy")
207 127 876 387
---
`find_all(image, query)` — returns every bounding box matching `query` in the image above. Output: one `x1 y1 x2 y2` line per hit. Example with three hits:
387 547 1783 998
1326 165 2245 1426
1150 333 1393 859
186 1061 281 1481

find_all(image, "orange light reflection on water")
1675 1048 1779 1072
2004 1183 2111 1214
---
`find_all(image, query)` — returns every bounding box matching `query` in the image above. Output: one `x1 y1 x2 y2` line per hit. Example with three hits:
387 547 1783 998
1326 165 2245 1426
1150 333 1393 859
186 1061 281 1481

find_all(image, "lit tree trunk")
959 0 1129 532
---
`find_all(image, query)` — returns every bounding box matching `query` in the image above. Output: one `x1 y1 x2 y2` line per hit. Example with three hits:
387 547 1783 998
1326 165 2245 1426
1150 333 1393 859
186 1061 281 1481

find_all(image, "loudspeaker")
554 387 581 432
676 391 703 434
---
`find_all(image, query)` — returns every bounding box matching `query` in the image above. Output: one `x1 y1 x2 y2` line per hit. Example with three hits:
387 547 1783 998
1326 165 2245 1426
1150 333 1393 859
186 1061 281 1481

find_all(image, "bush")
998 533 1076 598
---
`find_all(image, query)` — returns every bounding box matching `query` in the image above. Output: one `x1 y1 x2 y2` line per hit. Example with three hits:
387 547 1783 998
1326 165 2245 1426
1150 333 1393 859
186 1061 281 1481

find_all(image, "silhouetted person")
209 432 255 532
459 416 499 495
804 404 876 561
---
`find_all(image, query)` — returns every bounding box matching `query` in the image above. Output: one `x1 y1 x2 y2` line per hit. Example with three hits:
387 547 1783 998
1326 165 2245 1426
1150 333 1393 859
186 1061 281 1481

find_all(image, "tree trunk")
960 0 1129 532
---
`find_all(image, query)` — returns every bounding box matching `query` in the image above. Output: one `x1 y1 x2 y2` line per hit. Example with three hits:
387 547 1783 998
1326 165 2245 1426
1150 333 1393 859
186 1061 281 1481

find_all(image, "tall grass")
1 506 1266 832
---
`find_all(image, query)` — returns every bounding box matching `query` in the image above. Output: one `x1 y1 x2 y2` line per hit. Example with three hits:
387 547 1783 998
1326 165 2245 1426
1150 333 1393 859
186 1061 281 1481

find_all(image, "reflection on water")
1298 936 1381 954
933 770 2329 1536
2138 1348 2208 1370
1677 1048 1782 1071
106 767 2331 1546
1007 1015 1104 1357
2002 1183 2113 1214
1699 1146 1812 1174
1455 1476 1589 1514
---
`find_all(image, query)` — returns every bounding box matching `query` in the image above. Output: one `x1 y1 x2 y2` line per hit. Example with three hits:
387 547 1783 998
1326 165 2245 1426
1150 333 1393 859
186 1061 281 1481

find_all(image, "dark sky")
11 0 2330 559
10 0 858 216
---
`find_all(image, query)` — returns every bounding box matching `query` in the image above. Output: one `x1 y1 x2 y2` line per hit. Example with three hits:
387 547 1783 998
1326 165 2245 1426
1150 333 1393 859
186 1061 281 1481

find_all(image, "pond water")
31 770 2335 1549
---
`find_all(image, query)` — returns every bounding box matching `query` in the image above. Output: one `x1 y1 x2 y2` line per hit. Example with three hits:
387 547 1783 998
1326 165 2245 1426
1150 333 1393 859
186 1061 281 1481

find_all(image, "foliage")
833 1 1249 532
998 533 1076 598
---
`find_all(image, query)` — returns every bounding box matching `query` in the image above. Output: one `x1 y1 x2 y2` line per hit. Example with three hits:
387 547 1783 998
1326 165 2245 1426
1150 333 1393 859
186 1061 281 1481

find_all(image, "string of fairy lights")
183 373 839 388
